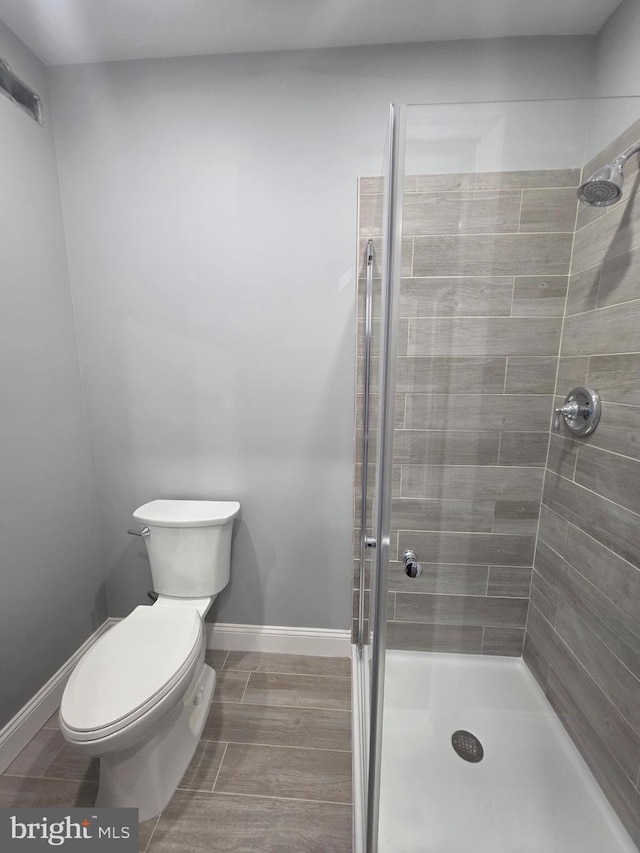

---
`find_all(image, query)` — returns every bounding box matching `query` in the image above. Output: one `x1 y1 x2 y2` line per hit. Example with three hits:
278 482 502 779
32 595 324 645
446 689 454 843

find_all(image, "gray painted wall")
595 0 640 96
585 0 640 162
0 21 104 727
48 37 595 631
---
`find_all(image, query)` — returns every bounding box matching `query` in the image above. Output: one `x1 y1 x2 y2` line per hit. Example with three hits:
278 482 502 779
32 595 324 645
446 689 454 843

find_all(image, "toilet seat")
60 606 203 742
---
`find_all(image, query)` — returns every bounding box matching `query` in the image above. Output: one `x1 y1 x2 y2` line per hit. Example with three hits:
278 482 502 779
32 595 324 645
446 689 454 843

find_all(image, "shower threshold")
377 651 636 853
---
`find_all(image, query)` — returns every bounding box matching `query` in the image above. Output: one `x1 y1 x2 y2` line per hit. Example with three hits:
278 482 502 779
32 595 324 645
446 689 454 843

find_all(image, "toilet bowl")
59 499 240 822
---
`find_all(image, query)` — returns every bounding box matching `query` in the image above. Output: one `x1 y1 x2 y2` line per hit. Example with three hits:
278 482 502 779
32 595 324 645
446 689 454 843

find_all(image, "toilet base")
95 663 216 822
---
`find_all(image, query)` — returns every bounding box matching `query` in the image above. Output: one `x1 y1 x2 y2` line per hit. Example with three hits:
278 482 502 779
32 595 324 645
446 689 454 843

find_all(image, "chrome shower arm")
613 142 640 168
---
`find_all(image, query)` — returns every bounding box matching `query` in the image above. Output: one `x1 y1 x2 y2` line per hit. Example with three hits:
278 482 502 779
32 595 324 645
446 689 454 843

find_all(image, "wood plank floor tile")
3 729 66 777
204 649 228 669
139 817 160 853
42 744 100 782
43 711 60 729
242 672 351 711
148 790 352 853
203 702 351 751
213 670 250 703
178 740 227 792
0 775 97 807
2 652 353 852
223 652 350 678
214 743 352 803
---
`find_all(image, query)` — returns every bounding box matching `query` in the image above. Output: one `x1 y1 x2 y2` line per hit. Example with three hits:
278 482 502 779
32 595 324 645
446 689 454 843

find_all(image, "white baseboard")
0 619 115 774
206 622 351 657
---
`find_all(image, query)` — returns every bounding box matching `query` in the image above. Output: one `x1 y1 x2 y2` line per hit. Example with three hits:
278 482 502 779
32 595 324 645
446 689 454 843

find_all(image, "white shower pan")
377 651 637 853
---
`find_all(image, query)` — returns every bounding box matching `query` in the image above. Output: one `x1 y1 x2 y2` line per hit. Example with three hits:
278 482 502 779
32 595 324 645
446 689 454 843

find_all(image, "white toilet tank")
132 500 240 598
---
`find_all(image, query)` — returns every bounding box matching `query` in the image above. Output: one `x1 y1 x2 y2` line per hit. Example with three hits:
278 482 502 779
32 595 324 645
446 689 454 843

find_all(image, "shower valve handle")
552 386 601 437
553 401 583 432
402 550 423 579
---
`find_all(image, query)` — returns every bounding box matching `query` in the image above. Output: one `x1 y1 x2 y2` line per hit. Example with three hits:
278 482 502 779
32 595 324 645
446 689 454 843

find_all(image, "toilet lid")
133 499 240 527
61 606 202 733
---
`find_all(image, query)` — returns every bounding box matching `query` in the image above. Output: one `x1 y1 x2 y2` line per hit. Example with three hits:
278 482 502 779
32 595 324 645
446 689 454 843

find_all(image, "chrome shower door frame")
365 102 406 853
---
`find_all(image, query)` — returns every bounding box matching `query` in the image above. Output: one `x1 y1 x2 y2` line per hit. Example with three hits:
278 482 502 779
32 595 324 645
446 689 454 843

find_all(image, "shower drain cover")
451 730 484 763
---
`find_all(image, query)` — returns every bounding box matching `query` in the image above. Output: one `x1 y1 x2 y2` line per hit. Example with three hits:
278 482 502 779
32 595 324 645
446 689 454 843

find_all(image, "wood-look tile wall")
353 168 579 655
523 119 640 848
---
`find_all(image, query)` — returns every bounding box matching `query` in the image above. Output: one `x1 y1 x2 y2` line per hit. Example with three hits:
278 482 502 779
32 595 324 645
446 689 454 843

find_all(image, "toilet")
59 499 240 822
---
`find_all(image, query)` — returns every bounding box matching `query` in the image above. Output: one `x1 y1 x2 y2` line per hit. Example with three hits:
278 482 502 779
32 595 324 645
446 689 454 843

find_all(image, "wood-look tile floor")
0 651 353 852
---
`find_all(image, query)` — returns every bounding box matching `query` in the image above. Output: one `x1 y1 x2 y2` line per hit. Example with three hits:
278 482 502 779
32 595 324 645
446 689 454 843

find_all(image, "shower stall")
353 98 640 853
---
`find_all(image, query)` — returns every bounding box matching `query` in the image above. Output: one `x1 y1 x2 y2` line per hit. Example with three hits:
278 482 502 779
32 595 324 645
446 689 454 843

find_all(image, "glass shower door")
362 97 640 853
353 103 406 853
363 103 406 853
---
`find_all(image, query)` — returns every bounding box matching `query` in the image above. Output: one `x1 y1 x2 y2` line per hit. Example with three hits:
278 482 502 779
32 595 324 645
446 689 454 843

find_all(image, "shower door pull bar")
357 239 376 648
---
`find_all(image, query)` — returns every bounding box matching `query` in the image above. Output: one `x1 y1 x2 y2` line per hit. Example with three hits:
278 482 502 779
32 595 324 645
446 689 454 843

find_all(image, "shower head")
577 143 640 207
577 164 624 207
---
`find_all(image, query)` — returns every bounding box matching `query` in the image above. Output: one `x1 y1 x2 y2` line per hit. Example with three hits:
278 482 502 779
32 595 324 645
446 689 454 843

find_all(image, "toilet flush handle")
127 527 151 538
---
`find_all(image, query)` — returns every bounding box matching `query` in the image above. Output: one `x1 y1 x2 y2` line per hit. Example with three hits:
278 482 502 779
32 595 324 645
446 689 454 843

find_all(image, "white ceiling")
0 0 624 66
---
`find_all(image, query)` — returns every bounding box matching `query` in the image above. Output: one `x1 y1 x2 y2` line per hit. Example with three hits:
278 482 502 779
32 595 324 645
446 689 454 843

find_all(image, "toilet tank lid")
133 499 240 527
